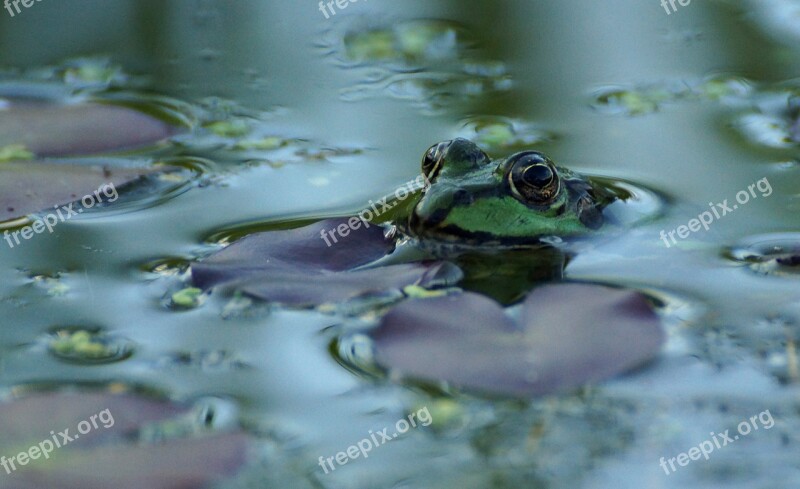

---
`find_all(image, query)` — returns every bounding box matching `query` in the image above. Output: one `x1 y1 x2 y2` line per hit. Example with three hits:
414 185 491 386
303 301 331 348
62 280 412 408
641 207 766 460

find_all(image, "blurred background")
1 0 799 487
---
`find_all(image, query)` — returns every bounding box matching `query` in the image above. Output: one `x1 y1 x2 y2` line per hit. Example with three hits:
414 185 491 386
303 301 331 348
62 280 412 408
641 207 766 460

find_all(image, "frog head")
404 138 612 245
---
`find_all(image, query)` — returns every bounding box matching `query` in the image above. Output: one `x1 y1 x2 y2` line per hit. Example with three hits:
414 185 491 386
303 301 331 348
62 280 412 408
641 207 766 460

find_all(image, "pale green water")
1 1 799 488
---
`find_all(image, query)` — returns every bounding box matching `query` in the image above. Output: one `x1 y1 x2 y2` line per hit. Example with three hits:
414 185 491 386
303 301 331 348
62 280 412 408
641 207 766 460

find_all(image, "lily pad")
343 20 462 64
457 116 556 152
0 390 247 489
371 283 664 397
191 218 461 306
593 87 675 116
0 162 162 221
47 328 134 364
0 102 175 157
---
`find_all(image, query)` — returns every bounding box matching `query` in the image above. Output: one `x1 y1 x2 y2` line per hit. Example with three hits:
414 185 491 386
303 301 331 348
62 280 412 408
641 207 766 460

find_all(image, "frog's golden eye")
421 140 451 181
507 152 560 204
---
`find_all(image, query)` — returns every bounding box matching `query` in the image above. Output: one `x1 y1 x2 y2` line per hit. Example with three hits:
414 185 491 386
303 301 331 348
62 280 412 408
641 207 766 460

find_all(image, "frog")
189 138 627 306
395 138 616 247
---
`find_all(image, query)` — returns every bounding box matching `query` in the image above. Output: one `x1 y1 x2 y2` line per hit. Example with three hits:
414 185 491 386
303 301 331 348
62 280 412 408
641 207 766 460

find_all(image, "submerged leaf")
0 390 248 489
192 218 461 306
48 329 130 363
0 144 34 162
371 284 664 397
171 287 206 308
0 162 161 221
0 102 175 157
233 261 458 306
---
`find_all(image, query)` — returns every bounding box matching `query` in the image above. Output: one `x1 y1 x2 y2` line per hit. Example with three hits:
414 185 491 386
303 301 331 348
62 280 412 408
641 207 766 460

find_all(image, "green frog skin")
401 138 614 246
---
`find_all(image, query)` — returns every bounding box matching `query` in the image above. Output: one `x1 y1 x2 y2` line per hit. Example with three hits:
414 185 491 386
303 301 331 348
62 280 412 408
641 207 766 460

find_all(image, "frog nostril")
452 190 473 205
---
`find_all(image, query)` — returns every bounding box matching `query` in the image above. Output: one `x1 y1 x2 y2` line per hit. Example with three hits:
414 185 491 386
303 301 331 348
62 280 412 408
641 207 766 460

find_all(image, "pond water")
1 0 799 488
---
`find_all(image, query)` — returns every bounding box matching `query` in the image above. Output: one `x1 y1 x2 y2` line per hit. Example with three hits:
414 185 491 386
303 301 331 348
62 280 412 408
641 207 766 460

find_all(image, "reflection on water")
1 0 800 488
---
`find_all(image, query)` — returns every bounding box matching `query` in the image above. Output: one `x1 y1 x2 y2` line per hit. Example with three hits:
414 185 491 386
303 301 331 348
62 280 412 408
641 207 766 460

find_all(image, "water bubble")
725 233 800 277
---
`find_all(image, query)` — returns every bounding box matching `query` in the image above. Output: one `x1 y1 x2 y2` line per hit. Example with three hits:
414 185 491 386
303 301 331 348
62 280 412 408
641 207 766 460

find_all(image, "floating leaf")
0 162 162 221
593 87 674 116
192 218 461 306
47 328 133 364
171 287 206 309
0 390 248 489
0 102 175 157
343 20 461 64
204 119 250 138
457 116 555 153
371 284 664 397
0 144 34 162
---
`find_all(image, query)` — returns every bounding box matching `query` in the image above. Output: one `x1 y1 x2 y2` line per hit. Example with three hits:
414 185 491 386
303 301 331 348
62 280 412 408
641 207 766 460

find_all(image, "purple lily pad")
0 390 248 489
0 162 162 221
192 218 461 306
371 283 664 397
0 102 175 157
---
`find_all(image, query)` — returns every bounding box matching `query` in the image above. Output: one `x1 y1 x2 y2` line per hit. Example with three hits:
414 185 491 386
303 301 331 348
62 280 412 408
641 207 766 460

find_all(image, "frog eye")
421 140 452 181
507 152 561 204
522 164 554 188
